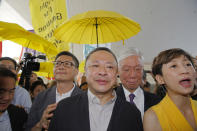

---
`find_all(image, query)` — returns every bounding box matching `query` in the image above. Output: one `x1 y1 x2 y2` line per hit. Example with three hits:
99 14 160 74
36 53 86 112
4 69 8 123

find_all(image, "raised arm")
31 103 57 131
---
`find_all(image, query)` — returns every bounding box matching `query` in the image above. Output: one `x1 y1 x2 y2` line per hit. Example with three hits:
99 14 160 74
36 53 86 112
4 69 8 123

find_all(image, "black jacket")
115 85 161 111
49 92 143 131
7 104 28 131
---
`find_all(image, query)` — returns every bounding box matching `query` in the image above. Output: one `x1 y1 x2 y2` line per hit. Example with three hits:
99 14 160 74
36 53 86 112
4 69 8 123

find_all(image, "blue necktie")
129 93 135 104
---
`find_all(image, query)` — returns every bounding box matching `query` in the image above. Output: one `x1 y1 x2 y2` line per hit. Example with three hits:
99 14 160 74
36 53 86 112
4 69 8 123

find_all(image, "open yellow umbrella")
54 10 141 46
0 21 58 58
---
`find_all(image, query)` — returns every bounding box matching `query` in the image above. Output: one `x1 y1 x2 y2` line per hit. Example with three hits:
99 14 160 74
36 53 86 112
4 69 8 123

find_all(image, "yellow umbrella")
79 60 85 73
54 10 141 45
0 21 58 58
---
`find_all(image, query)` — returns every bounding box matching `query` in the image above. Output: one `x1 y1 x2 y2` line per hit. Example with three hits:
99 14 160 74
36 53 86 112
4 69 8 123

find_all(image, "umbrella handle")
95 17 98 47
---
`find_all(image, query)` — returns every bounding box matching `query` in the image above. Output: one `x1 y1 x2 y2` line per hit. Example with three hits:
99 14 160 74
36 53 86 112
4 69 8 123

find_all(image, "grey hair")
118 47 144 67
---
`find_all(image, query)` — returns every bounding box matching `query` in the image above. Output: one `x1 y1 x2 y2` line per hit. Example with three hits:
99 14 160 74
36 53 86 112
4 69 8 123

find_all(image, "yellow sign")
29 0 70 60
35 62 54 78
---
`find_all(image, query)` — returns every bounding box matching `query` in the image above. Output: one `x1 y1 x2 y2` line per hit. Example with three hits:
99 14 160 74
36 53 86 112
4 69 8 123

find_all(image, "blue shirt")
11 86 32 113
0 111 12 131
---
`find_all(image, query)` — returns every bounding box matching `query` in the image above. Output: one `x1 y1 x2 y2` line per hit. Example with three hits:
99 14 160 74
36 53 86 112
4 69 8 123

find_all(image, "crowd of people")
0 47 197 131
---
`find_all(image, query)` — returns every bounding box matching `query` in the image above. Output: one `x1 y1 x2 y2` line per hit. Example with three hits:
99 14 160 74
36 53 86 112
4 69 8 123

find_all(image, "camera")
19 53 46 90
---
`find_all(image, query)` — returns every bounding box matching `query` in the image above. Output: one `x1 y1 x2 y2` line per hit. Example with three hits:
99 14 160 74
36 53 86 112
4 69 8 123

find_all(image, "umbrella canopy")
54 10 141 45
0 21 58 58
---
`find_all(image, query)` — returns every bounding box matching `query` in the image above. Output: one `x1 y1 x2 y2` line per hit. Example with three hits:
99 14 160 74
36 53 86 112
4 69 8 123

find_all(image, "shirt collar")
56 83 75 96
88 89 117 105
15 85 19 89
122 85 143 98
0 110 9 122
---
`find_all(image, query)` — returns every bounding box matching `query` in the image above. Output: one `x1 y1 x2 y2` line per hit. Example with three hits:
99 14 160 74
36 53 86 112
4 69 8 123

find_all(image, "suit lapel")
71 85 83 96
7 105 15 131
78 92 91 131
118 85 148 111
47 86 56 104
107 95 122 131
116 85 126 101
143 91 149 111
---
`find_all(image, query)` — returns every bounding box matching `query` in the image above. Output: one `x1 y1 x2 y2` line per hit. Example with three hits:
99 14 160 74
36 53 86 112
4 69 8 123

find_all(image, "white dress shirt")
56 84 75 103
123 86 144 119
11 85 32 113
0 110 12 131
88 89 116 131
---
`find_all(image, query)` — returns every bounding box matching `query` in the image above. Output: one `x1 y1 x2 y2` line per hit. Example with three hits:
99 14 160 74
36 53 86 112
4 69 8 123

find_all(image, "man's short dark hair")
55 51 79 68
0 67 17 81
0 57 17 70
85 47 118 67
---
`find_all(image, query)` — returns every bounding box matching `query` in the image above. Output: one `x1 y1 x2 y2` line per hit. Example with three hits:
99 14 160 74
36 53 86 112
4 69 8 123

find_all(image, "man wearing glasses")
0 67 27 131
25 51 83 131
0 57 32 113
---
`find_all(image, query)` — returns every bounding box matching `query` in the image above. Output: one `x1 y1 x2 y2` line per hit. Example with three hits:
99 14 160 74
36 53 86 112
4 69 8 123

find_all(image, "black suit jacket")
49 92 143 131
7 104 28 131
115 85 161 111
25 85 83 131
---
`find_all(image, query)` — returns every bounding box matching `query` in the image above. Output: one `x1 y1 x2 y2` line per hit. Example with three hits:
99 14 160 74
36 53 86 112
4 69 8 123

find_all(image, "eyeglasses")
0 88 16 96
53 61 75 68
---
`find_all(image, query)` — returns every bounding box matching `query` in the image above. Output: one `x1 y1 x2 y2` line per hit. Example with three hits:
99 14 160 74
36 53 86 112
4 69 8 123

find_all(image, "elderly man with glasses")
25 51 83 131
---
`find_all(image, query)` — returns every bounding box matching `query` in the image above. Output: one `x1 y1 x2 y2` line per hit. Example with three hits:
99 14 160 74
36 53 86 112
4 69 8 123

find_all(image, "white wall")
1 0 197 63
6 0 32 26
0 0 32 29
68 0 197 63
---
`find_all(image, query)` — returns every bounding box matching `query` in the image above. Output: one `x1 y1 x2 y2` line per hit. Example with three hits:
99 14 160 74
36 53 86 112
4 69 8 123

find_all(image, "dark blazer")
49 92 143 131
7 104 28 131
25 85 83 131
192 94 197 100
116 85 161 111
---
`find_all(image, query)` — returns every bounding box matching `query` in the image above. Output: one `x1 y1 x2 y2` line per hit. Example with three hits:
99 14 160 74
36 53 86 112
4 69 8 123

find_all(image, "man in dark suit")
25 51 83 131
116 47 160 119
0 67 27 131
49 47 143 131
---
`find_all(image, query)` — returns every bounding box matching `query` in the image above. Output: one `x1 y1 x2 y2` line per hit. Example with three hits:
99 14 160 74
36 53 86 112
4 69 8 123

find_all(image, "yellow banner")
29 0 69 60
35 62 54 78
